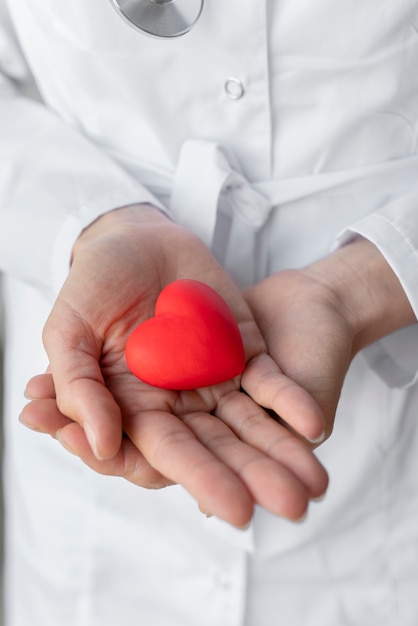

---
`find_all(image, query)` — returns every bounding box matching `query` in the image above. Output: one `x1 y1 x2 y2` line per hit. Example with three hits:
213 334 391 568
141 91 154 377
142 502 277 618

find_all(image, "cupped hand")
245 236 418 446
21 204 328 527
244 269 355 444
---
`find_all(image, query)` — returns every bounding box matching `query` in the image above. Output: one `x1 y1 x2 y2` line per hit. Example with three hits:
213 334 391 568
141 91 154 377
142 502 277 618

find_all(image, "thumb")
42 304 122 460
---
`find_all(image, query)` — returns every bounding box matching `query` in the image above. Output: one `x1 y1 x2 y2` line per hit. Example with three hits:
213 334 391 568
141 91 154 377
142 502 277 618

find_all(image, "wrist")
304 237 416 356
71 203 168 260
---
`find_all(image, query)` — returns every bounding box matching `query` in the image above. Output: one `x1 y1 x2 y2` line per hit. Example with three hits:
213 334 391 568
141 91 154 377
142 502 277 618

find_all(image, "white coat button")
224 78 245 100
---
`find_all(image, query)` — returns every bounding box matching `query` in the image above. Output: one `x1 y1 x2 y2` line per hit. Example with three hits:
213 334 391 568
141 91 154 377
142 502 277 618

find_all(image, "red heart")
125 279 245 390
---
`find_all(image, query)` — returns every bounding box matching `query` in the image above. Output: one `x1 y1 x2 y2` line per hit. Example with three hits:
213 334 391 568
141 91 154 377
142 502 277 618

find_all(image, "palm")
23 206 328 526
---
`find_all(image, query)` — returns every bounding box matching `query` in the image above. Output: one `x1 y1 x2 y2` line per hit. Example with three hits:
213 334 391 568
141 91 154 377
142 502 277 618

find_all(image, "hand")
245 272 352 442
21 204 327 527
245 237 416 441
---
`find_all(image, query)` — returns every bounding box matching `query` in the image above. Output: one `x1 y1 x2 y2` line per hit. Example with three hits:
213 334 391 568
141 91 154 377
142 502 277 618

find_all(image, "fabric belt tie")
170 140 272 288
170 139 418 289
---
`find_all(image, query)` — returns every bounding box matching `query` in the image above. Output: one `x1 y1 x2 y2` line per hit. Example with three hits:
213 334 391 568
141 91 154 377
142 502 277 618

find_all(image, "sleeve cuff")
51 189 167 299
334 191 418 388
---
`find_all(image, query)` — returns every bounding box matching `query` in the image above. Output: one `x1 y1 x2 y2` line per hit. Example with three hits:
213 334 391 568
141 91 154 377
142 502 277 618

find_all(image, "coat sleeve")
0 1 166 302
335 193 418 389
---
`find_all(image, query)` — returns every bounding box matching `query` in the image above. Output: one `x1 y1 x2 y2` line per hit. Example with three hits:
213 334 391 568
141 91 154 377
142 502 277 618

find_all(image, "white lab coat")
1 0 418 624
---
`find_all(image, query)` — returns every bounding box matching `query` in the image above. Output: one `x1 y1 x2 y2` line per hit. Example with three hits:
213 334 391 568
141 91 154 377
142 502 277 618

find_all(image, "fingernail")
84 424 100 459
23 388 32 401
236 520 252 531
311 492 326 503
19 413 44 433
56 428 76 455
307 430 326 445
199 506 213 519
19 412 29 427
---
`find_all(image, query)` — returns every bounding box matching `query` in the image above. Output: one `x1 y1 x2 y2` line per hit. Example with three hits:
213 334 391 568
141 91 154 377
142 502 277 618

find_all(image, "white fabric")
1 0 418 624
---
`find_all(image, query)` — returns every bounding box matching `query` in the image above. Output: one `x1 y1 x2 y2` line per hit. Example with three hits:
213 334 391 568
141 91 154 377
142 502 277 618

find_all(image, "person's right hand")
21 204 328 527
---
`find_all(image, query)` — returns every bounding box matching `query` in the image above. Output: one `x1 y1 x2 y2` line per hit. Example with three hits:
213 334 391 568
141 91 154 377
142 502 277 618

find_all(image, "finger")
20 393 174 490
25 373 56 400
55 422 172 489
215 389 329 500
20 398 73 434
241 353 326 444
182 411 310 521
124 410 254 528
44 371 124 462
43 308 122 460
54 376 123 461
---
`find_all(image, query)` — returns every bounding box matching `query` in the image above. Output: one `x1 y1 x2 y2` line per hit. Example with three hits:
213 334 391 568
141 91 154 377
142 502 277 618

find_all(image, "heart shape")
125 279 245 390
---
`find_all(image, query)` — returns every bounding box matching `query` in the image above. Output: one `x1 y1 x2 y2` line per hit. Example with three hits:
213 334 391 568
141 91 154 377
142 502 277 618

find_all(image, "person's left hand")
244 237 417 444
244 270 353 444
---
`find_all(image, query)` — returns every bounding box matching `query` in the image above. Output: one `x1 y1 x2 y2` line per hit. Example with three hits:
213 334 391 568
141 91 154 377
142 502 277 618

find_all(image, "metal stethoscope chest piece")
109 0 204 38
